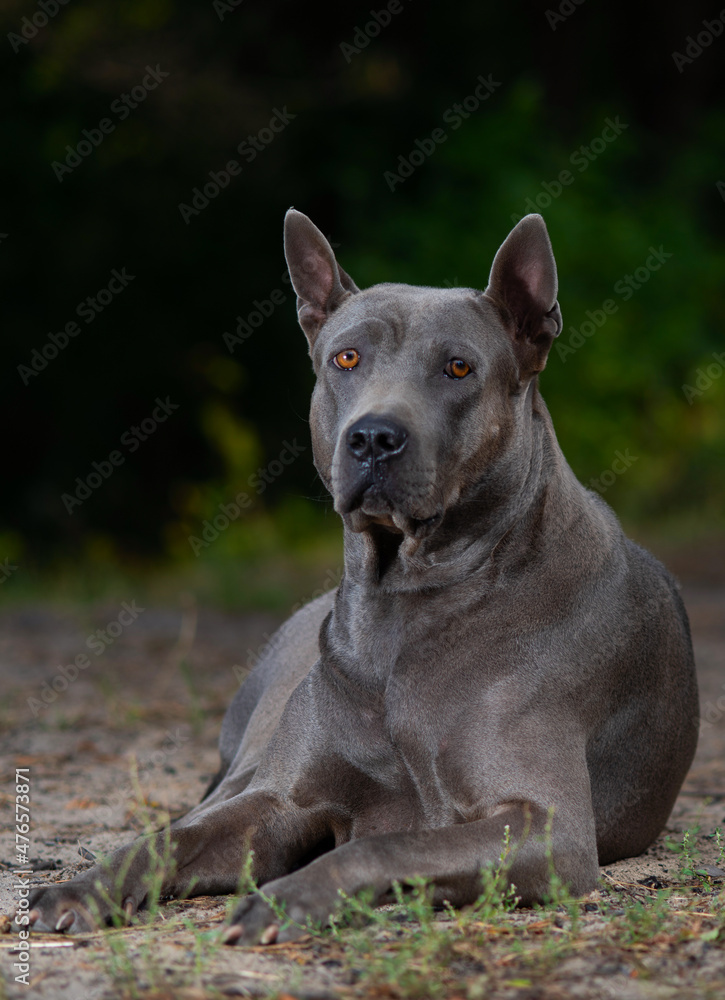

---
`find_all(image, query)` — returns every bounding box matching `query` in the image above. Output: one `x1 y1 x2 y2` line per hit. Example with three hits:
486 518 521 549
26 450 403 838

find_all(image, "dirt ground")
1 548 724 999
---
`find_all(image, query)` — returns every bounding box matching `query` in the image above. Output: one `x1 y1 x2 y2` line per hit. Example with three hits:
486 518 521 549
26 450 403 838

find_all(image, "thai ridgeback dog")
28 210 698 943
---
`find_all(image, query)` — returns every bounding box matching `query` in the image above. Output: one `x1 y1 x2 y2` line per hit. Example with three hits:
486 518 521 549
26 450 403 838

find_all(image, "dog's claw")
222 924 243 945
221 919 279 946
55 911 75 932
28 909 39 926
122 897 136 921
260 923 279 945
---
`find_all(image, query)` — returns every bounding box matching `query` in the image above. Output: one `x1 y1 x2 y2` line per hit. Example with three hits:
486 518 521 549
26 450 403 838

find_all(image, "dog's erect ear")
484 214 562 377
284 209 359 344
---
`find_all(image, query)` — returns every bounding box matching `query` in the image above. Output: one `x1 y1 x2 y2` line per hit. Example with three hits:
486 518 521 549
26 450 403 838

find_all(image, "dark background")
2 0 724 593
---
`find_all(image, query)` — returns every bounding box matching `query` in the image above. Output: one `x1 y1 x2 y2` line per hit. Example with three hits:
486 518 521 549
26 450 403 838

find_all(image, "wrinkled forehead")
312 283 505 359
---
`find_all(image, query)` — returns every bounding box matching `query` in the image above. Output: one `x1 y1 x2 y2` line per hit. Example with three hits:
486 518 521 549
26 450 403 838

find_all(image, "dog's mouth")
339 482 442 539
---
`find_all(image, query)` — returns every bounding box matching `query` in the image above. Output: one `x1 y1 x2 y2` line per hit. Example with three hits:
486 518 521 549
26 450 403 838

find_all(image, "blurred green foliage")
1 0 723 600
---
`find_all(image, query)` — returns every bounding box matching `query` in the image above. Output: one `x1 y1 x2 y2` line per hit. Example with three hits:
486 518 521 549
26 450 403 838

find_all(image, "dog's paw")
27 884 98 934
222 876 331 946
27 880 137 935
222 896 283 946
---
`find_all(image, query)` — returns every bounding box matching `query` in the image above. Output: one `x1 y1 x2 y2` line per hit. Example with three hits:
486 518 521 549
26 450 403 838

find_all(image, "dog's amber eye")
333 349 360 370
445 359 471 379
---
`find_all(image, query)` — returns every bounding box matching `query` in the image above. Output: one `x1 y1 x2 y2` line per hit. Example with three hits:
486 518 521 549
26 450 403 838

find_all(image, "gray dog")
29 211 698 943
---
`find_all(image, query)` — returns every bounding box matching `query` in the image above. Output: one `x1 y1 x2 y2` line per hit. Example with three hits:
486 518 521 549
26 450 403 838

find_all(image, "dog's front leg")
27 790 331 934
224 800 598 944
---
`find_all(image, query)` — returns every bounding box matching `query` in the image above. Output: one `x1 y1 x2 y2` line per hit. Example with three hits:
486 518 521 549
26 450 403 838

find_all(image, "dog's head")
284 210 562 550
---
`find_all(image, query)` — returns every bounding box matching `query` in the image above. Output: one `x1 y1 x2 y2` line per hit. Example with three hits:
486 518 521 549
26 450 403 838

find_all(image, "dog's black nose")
346 415 408 462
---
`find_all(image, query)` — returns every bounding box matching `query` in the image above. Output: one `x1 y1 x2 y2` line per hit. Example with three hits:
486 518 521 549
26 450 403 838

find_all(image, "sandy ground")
0 563 724 999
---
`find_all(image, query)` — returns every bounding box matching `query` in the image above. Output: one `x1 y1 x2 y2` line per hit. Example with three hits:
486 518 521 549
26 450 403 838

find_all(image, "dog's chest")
295 649 488 832
285 589 513 830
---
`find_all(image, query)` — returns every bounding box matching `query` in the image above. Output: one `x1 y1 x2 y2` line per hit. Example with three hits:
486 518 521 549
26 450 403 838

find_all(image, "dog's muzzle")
335 413 441 537
336 413 408 517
